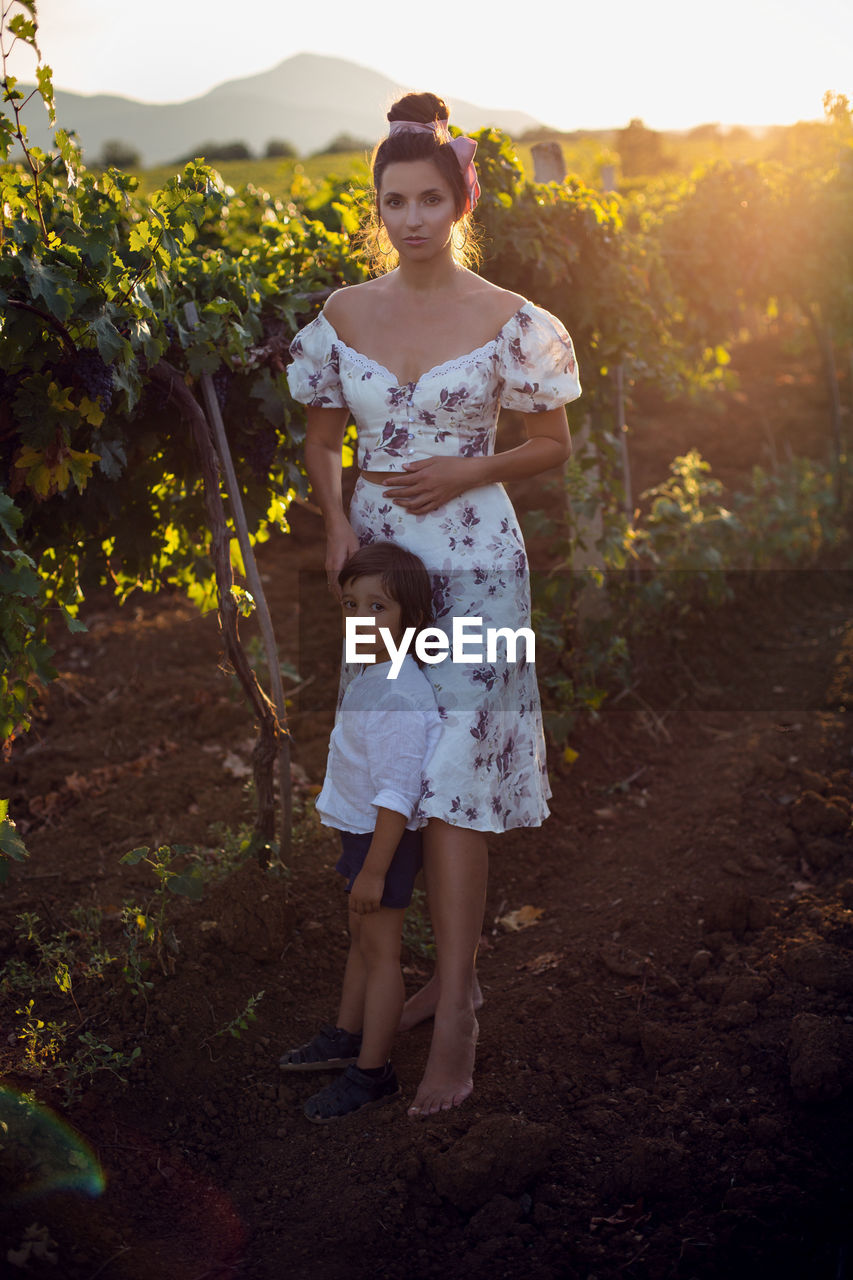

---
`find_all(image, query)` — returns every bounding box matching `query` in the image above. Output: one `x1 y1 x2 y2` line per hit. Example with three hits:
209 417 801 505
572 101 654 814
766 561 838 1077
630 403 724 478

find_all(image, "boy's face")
340 573 404 665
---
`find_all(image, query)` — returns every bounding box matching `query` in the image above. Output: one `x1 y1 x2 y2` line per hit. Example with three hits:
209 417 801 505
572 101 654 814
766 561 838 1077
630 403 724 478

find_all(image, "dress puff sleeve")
286 313 346 408
497 304 581 412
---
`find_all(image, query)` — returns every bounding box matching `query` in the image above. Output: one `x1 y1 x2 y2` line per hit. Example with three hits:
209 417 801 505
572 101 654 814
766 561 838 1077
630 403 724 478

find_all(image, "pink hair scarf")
387 119 481 213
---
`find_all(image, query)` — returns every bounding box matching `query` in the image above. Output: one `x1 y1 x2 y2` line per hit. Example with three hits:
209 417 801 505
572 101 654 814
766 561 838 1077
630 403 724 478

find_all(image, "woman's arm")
304 405 360 590
382 407 572 514
471 406 572 484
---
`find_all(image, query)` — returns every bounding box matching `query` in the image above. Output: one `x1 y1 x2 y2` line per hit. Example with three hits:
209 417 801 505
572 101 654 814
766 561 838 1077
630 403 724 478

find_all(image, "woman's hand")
382 457 479 514
325 520 360 598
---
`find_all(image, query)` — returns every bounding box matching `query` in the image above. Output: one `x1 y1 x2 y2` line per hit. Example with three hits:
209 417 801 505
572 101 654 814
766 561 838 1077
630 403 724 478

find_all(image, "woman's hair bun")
365 88 481 272
387 92 449 126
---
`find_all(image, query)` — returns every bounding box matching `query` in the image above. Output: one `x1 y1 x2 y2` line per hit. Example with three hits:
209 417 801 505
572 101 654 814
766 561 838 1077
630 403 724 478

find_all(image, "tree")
686 123 722 143
177 140 253 164
99 139 141 170
264 138 297 159
315 132 371 156
616 119 672 178
767 120 836 168
823 91 852 134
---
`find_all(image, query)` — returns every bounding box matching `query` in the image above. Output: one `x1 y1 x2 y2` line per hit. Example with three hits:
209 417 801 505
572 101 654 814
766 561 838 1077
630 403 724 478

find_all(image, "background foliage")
1 4 851 789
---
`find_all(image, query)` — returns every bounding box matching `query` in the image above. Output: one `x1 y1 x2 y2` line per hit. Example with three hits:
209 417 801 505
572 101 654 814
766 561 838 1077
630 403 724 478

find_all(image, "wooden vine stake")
183 302 292 862
614 362 633 519
805 311 845 507
614 362 641 589
148 360 286 862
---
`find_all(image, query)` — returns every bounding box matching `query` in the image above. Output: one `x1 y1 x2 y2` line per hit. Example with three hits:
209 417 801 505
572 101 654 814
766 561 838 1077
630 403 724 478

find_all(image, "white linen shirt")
315 655 442 835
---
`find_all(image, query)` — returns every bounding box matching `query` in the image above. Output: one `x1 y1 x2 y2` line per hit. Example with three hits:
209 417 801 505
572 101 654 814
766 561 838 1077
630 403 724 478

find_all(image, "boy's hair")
338 542 434 650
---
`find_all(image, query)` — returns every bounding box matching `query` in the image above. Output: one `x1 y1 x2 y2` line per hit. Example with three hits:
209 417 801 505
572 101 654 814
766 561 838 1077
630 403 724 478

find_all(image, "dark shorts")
335 828 423 910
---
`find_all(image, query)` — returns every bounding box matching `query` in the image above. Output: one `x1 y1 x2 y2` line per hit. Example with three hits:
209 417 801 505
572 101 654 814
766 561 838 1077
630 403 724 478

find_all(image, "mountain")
16 53 544 167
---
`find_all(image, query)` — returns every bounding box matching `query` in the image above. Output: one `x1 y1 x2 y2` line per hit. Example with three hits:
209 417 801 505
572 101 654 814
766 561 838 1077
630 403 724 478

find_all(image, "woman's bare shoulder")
323 280 388 326
461 276 528 324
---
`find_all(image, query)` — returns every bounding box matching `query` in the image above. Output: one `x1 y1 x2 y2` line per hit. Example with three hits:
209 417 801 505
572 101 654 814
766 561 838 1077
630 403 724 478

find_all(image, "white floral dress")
287 300 581 832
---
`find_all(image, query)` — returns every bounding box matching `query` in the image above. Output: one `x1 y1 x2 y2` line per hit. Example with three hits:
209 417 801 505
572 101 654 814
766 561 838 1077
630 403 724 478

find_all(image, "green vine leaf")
120 848 150 866
90 315 127 364
167 869 205 900
35 63 54 123
0 801 29 879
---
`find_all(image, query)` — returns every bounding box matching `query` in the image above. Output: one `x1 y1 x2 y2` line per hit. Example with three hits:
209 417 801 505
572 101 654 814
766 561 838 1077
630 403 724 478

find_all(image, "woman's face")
378 159 457 261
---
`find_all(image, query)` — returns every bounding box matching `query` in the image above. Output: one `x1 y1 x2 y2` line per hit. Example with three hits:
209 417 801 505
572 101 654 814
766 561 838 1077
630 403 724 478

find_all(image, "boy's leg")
301 908 404 1123
336 911 366 1034
355 905 406 1069
280 905 365 1071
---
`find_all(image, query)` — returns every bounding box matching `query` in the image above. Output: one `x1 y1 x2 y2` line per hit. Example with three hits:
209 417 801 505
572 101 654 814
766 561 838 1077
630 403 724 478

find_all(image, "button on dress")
287 300 581 832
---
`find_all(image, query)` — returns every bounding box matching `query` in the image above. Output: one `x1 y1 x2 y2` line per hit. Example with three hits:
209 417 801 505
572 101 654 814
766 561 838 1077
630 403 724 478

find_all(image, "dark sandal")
278 1023 362 1072
304 1063 400 1123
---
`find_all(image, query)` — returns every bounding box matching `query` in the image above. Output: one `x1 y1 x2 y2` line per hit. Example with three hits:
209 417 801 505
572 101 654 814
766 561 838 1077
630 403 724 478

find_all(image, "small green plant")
202 815 290 876
530 555 632 746
402 889 435 961
9 909 117 1021
213 990 265 1041
119 844 205 976
202 990 265 1057
3 903 132 1100
11 915 85 1019
15 999 141 1103
61 1034 141 1105
202 820 259 878
119 905 154 1001
15 1000 67 1075
733 455 849 568
634 449 739 609
0 955 38 996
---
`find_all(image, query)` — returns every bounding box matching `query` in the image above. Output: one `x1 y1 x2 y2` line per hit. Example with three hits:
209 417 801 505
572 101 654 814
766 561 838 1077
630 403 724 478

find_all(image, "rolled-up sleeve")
364 706 433 820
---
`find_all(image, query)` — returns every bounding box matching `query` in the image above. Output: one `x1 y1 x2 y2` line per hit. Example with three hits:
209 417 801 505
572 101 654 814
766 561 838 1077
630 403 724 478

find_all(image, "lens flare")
0 1087 105 1203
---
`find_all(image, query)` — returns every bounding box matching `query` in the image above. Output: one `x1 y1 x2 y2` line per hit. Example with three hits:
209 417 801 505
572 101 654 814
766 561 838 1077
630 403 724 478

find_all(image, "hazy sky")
6 0 851 130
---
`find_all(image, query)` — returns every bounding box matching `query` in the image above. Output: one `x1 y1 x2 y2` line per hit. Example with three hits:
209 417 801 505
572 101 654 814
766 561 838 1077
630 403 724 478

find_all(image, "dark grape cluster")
212 367 232 412
164 320 178 347
0 367 24 406
148 380 172 414
74 351 115 412
246 427 277 483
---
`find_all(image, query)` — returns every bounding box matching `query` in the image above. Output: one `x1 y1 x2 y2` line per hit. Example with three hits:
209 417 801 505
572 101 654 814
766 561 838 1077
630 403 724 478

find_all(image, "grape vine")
1 3 850 866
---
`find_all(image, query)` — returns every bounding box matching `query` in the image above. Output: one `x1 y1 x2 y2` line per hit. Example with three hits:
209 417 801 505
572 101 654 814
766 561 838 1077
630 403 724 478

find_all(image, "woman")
287 91 581 1117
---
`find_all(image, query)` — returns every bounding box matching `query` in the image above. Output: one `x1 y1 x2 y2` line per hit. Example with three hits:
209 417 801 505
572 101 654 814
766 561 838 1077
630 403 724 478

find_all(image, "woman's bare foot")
407 1010 478 1117
399 973 483 1032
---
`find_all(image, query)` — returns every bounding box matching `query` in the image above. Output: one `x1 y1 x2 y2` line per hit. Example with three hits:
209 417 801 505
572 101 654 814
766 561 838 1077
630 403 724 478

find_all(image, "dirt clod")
427 1117 557 1211
788 1012 853 1102
200 861 294 961
790 791 851 838
783 942 853 994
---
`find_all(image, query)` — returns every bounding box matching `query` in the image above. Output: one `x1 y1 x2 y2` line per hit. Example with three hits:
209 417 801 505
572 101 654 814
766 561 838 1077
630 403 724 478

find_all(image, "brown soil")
1 333 852 1280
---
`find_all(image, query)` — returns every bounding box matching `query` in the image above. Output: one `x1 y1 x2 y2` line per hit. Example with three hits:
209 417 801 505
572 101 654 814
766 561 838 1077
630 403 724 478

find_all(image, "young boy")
279 542 441 1122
